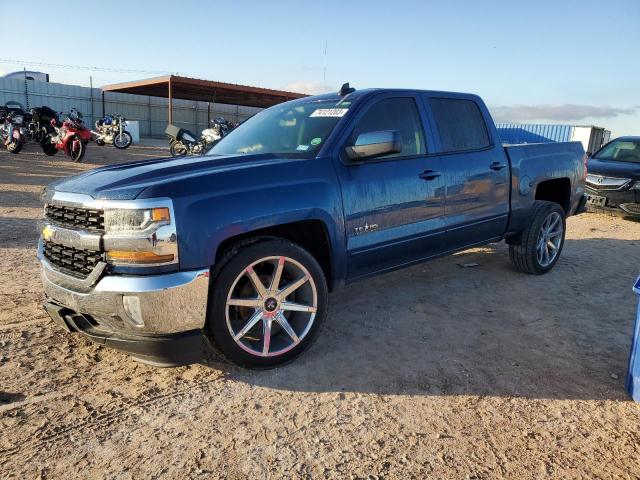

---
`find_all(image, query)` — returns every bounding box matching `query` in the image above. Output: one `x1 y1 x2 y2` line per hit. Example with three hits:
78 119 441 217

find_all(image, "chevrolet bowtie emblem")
42 225 55 241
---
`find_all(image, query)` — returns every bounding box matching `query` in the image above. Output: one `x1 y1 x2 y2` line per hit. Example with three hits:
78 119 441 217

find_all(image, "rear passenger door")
424 96 510 250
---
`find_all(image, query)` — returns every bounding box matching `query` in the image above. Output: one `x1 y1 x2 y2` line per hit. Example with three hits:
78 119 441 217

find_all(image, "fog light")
123 296 144 327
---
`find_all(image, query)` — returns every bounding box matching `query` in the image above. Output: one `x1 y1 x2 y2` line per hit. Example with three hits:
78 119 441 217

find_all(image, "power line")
0 58 176 76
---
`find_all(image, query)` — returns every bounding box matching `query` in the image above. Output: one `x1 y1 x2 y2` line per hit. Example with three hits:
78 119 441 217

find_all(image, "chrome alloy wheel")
536 211 563 267
225 256 318 358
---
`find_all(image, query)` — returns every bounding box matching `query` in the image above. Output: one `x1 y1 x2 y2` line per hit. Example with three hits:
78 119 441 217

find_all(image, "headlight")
102 200 177 266
104 207 170 234
632 182 640 190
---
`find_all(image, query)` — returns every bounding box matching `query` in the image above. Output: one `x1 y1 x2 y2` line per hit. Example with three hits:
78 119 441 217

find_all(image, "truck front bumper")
40 251 211 365
43 302 209 366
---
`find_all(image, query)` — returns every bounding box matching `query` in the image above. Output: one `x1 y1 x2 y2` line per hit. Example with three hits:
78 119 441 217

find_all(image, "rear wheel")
206 238 328 368
6 139 22 154
170 141 188 157
41 136 58 156
509 201 566 274
113 131 132 149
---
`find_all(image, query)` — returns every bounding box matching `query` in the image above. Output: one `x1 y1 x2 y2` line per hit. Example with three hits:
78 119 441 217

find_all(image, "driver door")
334 95 446 280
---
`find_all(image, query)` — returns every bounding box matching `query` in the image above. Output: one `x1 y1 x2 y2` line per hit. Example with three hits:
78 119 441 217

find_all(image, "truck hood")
49 153 293 200
587 158 640 180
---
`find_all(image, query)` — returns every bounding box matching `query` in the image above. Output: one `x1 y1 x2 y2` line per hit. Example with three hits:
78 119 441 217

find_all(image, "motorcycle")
165 117 234 157
0 104 26 154
24 106 58 144
93 114 133 149
42 108 92 162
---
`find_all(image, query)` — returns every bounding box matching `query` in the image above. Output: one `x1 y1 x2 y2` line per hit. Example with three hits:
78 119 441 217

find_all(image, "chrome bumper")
39 253 210 335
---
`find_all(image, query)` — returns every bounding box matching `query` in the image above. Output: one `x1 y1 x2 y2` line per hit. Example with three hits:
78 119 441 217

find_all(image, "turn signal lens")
106 251 175 264
151 207 170 222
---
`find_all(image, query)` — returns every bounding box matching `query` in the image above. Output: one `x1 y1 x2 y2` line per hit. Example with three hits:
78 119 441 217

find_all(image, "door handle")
419 170 441 180
489 162 507 171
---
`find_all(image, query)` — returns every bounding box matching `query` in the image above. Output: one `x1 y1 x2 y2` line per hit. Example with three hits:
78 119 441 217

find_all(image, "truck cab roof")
290 87 484 105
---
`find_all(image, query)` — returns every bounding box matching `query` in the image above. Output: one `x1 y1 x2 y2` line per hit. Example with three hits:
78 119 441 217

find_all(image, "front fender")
170 172 347 284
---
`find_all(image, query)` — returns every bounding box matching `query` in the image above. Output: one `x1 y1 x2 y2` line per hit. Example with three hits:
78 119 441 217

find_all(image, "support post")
168 77 173 124
148 95 152 137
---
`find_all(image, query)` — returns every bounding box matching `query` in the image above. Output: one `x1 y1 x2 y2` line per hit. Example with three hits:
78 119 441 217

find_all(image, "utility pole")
89 76 94 126
323 40 327 82
23 67 29 109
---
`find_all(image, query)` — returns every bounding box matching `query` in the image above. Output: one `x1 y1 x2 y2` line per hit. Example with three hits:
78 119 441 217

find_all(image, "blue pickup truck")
39 86 587 368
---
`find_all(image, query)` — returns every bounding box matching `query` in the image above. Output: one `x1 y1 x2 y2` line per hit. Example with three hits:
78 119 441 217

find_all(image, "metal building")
101 75 306 126
496 123 612 155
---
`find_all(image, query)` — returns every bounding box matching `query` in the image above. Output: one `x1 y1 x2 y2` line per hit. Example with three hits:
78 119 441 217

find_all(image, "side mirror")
346 130 402 161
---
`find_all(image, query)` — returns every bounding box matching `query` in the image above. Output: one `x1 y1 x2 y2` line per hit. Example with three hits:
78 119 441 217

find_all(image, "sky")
2 0 639 136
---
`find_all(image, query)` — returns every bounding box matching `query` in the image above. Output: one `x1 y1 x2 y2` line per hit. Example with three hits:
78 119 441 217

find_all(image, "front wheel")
69 135 86 162
113 131 132 149
509 201 566 274
206 238 328 368
169 141 188 157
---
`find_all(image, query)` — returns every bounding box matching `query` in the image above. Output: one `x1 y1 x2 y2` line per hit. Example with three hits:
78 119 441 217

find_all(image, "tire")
113 131 132 149
6 139 22 154
41 136 58 156
69 135 85 162
170 141 188 157
206 237 328 368
509 201 566 275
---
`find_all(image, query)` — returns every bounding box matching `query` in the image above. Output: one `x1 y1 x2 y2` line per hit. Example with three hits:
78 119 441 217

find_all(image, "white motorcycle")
165 117 234 157
93 114 133 149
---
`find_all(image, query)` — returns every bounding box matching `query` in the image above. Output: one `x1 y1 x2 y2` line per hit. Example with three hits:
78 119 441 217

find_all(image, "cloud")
490 104 638 123
283 81 334 95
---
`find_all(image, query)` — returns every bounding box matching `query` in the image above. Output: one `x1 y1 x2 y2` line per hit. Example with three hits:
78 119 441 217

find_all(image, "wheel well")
215 220 334 289
535 178 571 213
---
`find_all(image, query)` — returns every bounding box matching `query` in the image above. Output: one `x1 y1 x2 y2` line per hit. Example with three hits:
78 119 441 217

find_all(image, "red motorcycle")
42 108 92 162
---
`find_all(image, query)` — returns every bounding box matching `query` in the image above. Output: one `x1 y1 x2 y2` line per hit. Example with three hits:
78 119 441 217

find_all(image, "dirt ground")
1 143 639 479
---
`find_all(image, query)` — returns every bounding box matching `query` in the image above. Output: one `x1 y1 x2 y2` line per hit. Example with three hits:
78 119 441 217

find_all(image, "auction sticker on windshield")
310 108 348 118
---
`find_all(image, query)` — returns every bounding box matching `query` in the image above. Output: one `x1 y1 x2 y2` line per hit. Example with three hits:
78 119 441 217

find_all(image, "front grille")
43 241 104 278
44 204 105 232
585 174 631 191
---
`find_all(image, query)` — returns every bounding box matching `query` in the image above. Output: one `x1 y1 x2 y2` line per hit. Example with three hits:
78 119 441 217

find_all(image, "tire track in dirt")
0 378 223 457
0 391 68 415
0 317 48 332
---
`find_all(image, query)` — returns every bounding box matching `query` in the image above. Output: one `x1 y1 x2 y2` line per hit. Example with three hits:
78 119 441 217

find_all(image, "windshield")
593 139 640 164
208 98 351 158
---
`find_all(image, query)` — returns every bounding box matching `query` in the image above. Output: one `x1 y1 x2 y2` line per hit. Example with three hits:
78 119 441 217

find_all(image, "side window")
348 97 426 159
428 98 491 152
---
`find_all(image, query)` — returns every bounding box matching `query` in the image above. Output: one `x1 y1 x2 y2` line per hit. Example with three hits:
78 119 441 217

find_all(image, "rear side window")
428 98 491 152
348 97 426 159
